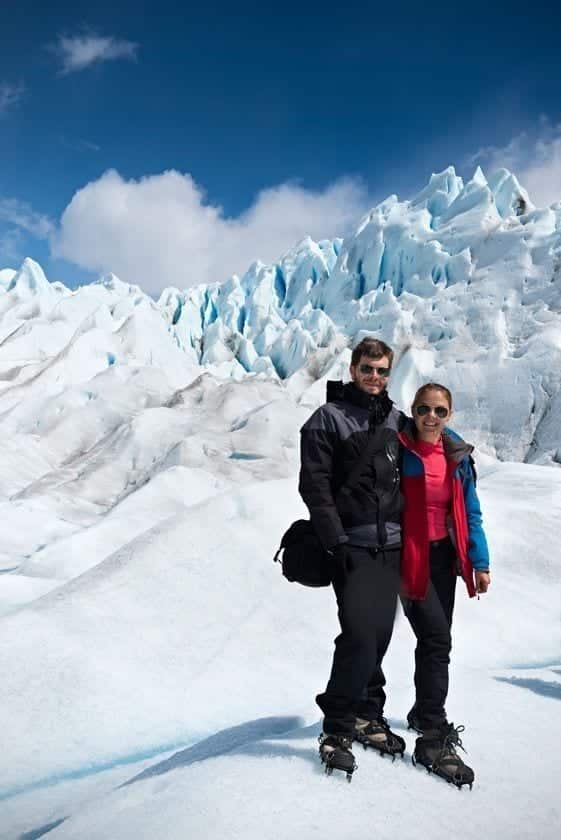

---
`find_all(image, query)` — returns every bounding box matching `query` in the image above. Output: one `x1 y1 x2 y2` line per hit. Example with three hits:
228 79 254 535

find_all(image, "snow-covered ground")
1 166 560 839
1 465 560 839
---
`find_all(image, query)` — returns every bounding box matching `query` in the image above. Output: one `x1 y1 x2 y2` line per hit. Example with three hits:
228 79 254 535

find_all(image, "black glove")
329 543 352 576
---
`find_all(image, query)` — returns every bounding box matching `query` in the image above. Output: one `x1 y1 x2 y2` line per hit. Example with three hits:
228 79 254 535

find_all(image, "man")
299 337 406 778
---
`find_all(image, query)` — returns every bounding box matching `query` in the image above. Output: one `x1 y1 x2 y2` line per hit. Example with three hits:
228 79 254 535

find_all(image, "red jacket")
399 425 489 600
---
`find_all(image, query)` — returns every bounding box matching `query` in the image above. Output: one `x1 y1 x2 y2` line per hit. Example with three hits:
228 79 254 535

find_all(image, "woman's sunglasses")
358 364 391 378
415 404 449 419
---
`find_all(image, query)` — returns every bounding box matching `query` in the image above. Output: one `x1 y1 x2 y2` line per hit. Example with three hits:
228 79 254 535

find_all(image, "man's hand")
474 571 491 594
330 544 352 576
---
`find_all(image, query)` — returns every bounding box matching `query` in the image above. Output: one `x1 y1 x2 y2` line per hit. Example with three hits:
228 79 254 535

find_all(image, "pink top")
410 437 452 540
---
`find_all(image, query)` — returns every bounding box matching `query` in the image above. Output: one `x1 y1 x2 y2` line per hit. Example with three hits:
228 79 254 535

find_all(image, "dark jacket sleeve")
298 408 347 550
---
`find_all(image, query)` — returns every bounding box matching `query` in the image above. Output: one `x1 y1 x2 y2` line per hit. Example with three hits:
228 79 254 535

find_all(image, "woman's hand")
474 571 491 594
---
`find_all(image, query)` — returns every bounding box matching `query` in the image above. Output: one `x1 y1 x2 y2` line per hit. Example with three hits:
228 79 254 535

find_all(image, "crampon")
318 733 358 782
412 723 474 790
353 716 406 760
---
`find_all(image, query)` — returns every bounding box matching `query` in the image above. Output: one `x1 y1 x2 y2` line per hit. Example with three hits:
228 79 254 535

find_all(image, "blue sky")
1 0 561 294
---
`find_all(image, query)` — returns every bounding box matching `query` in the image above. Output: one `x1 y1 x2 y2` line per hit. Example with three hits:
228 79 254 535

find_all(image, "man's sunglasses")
415 404 449 419
359 364 391 378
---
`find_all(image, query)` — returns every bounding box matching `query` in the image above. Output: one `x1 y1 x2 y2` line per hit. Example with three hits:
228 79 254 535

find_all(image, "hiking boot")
318 733 357 782
412 722 474 789
406 707 423 733
353 716 406 759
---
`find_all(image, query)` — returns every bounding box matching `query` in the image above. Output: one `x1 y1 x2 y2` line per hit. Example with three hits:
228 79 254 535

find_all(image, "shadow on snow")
121 713 417 790
19 818 67 840
18 716 419 836
495 676 561 701
121 715 309 787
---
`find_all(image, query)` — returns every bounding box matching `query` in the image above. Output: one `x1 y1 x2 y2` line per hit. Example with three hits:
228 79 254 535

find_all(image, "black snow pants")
316 545 400 736
401 537 458 730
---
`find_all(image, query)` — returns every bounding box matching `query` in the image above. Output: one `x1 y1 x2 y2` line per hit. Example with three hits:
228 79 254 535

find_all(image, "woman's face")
412 389 451 442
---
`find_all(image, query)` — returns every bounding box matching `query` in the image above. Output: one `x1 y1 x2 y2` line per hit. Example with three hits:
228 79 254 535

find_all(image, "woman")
398 383 490 789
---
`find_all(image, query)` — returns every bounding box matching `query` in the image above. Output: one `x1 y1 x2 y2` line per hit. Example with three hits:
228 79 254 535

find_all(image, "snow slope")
0 165 560 839
1 465 560 839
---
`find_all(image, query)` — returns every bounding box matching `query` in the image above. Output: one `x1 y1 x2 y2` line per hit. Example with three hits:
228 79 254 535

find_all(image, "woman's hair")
351 337 394 368
412 382 453 411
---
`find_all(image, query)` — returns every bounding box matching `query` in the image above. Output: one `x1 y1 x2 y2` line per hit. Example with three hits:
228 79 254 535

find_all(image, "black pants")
401 537 457 730
316 545 400 736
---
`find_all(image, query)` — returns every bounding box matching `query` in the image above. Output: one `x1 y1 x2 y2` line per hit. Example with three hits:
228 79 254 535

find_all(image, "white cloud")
469 119 561 208
0 228 23 265
518 136 561 209
52 33 138 75
51 169 373 295
0 81 25 116
0 198 54 239
59 135 101 153
0 198 54 267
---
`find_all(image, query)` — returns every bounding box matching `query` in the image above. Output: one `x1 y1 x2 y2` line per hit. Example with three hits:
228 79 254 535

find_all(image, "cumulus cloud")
0 81 25 116
469 118 561 208
51 169 373 295
51 33 138 75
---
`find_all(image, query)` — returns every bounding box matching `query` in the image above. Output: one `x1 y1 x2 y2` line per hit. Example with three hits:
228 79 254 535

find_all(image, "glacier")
0 166 560 839
159 166 561 465
4 165 559 465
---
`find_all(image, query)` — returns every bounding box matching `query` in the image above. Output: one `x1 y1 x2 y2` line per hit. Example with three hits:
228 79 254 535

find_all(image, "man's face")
350 355 391 395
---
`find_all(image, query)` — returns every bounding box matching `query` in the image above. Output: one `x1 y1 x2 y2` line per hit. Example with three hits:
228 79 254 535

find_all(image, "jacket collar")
400 418 473 463
342 382 394 425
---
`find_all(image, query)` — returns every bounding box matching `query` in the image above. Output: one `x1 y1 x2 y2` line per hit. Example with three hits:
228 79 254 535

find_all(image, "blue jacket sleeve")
461 459 490 570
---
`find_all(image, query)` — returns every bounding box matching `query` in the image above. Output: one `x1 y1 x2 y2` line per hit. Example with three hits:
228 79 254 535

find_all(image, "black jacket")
299 381 405 550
